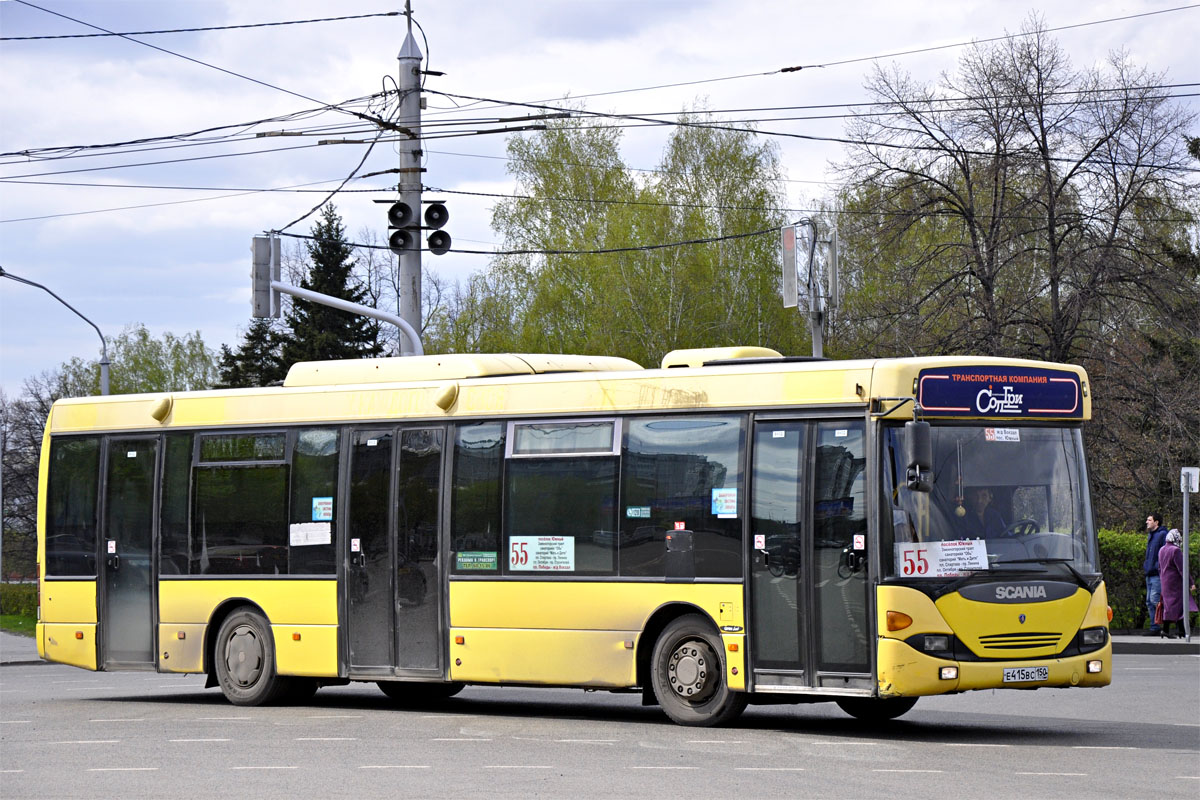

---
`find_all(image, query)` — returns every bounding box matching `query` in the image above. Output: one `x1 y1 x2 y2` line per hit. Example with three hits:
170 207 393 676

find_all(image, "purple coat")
1157 543 1198 621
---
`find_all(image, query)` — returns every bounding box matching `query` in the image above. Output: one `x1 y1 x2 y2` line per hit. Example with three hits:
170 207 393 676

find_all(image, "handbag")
1153 600 1164 625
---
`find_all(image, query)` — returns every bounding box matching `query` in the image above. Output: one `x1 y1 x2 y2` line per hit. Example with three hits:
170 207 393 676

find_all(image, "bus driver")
958 487 1006 538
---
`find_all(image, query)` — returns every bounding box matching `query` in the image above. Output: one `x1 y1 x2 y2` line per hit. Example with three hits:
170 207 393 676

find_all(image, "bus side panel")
448 581 743 687
38 578 99 667
158 579 339 677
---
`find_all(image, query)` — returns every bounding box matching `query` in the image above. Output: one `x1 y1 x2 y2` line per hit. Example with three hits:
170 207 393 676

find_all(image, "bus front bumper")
877 637 1111 697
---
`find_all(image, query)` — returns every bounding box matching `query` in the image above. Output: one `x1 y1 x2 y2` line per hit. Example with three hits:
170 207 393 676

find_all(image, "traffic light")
387 201 417 254
424 202 451 256
386 200 451 256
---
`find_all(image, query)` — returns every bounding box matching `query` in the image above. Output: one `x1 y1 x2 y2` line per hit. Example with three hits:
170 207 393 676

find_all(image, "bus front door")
749 420 872 692
346 427 445 677
100 437 158 669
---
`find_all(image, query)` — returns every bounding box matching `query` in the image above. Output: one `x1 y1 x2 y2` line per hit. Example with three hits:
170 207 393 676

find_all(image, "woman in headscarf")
1157 529 1198 638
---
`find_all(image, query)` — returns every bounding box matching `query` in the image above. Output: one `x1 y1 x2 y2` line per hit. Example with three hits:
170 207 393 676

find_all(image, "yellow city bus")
36 347 1111 726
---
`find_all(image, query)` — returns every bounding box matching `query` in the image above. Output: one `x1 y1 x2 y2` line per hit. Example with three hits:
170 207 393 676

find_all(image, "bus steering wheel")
1002 518 1039 537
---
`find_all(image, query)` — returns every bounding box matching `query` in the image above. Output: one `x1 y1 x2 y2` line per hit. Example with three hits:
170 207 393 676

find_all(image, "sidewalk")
0 630 42 666
2 628 1194 667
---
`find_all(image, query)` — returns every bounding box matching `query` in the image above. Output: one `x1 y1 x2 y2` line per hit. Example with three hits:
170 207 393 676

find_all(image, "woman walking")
1157 529 1198 638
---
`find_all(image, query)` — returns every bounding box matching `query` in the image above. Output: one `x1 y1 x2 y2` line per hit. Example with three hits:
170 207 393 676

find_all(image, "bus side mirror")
905 421 932 492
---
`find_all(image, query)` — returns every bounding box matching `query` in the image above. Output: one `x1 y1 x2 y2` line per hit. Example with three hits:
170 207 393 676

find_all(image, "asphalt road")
2 652 1197 799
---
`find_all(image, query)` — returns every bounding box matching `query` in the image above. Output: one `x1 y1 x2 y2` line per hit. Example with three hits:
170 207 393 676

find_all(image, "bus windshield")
882 424 1097 578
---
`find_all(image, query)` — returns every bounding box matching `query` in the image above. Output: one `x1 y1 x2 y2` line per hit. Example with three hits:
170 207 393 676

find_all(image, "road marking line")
0 720 30 724
484 766 553 769
87 768 158 772
49 740 120 744
874 769 944 773
632 766 699 770
1122 667 1165 670
1016 772 1087 776
811 741 877 746
688 740 745 744
170 738 230 743
946 743 1011 747
360 765 431 769
555 739 617 743
307 715 363 719
296 737 357 741
1072 746 1137 750
432 737 492 741
1175 777 1200 780
736 767 806 772
196 716 251 721
90 718 145 723
231 766 298 770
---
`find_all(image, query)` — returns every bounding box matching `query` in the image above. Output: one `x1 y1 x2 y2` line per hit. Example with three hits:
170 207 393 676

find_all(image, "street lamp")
0 266 110 395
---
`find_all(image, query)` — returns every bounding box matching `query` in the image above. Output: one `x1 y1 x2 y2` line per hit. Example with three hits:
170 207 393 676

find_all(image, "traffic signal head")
387 201 417 255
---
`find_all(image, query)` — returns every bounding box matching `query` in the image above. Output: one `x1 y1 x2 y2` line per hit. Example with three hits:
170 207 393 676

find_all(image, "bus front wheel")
836 696 918 722
651 614 747 727
213 608 288 706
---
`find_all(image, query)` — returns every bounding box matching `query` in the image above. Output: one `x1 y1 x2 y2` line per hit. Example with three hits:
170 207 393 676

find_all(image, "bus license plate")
1003 666 1048 683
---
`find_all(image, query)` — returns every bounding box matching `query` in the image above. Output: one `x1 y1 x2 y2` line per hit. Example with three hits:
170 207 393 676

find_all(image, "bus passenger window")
450 422 504 574
45 436 101 577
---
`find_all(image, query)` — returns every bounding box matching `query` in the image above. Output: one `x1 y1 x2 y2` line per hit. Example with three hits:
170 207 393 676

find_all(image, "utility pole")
396 1 423 355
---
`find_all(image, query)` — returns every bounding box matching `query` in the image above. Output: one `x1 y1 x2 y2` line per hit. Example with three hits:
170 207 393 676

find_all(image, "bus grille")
977 631 1062 650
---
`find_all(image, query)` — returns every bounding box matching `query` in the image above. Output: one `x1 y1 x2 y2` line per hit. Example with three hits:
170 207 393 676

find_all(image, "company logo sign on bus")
916 366 1082 418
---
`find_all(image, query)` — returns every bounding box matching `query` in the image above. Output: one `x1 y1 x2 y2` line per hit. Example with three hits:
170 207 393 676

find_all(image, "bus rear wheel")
836 696 918 722
651 614 746 727
213 608 288 706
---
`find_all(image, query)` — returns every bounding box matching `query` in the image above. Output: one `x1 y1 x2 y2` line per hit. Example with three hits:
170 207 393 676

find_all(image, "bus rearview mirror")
905 420 932 492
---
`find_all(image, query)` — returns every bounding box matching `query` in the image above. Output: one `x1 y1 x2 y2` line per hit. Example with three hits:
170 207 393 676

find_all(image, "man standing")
1143 513 1170 635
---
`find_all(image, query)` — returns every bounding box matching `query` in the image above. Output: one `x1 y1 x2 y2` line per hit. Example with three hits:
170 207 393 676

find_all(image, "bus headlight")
924 635 950 652
1087 660 1103 674
1080 628 1107 647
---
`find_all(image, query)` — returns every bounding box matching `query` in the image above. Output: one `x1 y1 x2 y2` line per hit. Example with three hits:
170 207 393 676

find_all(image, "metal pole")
270 279 423 356
1183 471 1193 642
0 267 109 395
396 1 423 355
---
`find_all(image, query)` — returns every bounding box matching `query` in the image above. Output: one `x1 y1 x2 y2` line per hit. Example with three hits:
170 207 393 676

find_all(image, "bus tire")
836 696 918 722
213 608 287 706
651 614 746 727
377 681 464 707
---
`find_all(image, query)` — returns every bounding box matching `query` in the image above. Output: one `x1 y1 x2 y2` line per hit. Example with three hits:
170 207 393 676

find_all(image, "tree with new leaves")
424 109 807 366
831 15 1198 526
280 203 382 371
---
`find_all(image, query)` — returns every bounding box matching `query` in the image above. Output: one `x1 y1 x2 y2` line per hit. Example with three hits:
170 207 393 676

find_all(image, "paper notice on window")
290 522 332 546
984 428 1020 442
895 539 988 577
509 535 575 571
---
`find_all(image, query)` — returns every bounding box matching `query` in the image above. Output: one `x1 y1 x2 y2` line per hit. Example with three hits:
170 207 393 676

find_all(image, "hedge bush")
0 583 37 617
1099 529 1200 631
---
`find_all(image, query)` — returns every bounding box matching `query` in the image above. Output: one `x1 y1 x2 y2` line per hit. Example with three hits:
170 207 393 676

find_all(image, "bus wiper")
993 558 1100 591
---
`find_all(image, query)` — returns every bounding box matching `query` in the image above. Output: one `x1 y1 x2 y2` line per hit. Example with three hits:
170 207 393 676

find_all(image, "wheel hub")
225 625 263 687
667 641 716 702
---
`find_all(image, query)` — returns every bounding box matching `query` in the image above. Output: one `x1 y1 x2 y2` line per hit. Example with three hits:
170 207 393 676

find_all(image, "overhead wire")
1 10 401 40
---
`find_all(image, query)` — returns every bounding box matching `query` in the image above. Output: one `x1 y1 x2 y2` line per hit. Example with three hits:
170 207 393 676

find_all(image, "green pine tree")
216 317 285 388
281 203 382 371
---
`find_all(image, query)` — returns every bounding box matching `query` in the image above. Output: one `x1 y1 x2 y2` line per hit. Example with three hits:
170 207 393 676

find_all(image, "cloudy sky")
1 0 1196 395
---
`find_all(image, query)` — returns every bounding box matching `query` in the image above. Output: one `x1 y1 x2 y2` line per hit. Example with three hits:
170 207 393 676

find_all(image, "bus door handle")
351 553 366 569
106 554 120 571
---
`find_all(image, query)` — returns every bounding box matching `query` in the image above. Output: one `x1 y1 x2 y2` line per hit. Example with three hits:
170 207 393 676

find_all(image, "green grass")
0 613 36 637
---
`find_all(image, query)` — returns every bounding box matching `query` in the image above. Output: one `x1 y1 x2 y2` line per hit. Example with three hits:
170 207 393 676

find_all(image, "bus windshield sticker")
835 429 847 437
311 496 334 521
350 538 360 553
772 430 786 438
895 540 988 577
984 428 1020 442
509 536 575 571
290 522 331 546
626 505 651 519
711 488 737 517
456 551 498 570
